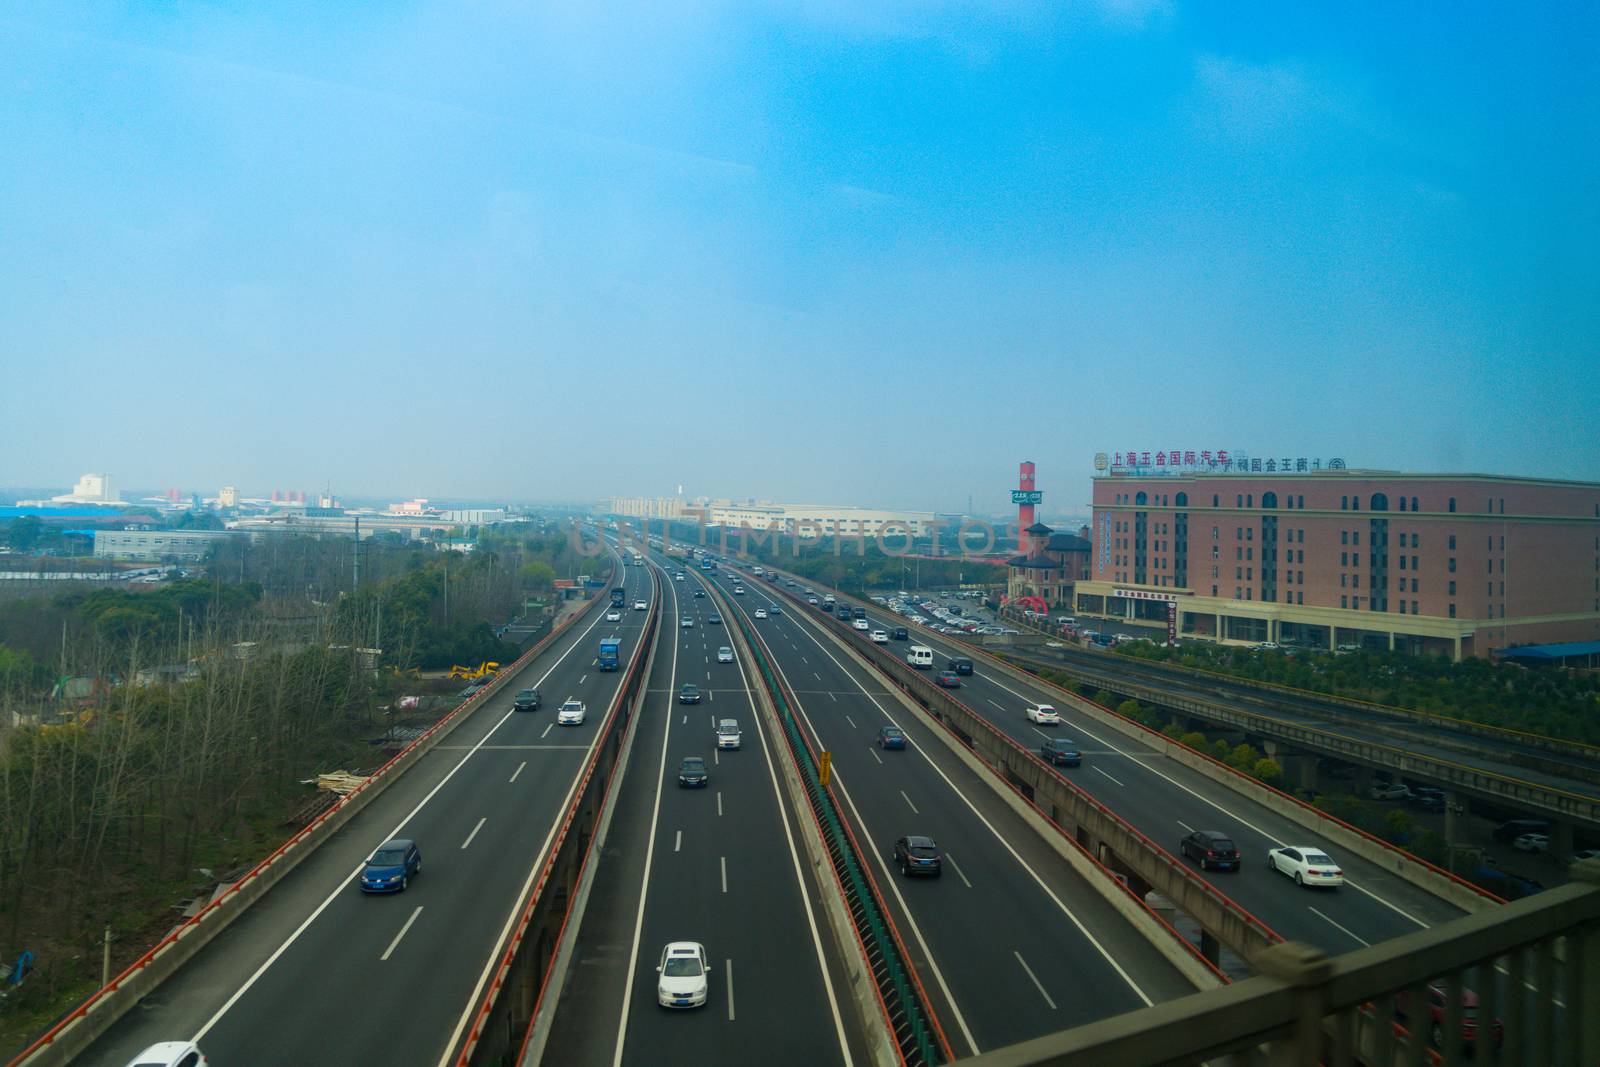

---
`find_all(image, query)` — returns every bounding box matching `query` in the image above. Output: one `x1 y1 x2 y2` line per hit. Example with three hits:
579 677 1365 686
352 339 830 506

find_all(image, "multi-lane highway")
684 557 1200 1059
80 557 655 1067
543 556 862 1065
722 562 1473 960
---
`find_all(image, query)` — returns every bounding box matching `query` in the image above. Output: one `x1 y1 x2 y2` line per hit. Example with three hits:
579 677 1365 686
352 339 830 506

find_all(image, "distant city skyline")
3 4 1595 511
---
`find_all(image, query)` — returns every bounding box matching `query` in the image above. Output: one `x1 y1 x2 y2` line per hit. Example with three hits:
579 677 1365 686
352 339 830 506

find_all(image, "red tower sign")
1013 461 1041 552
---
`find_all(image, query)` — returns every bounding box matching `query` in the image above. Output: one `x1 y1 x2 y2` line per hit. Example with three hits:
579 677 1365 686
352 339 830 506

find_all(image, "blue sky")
2 2 1595 514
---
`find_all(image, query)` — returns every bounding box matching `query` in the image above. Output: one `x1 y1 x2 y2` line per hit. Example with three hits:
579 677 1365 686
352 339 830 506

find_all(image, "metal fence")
959 865 1600 1066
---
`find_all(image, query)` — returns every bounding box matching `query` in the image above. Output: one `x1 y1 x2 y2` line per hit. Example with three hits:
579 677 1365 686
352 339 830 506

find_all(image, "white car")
1513 833 1550 853
657 941 710 1008
871 630 889 643
123 1044 208 1067
1368 782 1411 801
680 616 694 629
717 646 734 663
605 609 623 621
1254 641 1281 651
852 618 870 631
755 608 768 619
675 573 685 581
634 600 648 611
1268 845 1344 887
1024 703 1061 725
557 699 587 726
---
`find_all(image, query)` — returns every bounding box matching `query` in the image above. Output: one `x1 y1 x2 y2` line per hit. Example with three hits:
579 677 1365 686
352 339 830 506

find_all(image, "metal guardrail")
730 598 952 1066
455 565 662 1066
960 864 1600 1067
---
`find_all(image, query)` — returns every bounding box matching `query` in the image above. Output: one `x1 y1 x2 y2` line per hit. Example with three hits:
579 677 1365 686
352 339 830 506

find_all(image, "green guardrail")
732 606 945 1066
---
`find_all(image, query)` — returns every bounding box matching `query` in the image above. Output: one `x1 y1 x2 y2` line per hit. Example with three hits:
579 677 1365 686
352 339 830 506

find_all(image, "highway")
543 556 863 1066
727 563 1474 960
688 557 1200 1059
1003 640 1600 800
80 558 655 1067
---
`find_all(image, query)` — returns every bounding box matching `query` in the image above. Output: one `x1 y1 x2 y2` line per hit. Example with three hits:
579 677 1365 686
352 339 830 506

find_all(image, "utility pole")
353 516 361 589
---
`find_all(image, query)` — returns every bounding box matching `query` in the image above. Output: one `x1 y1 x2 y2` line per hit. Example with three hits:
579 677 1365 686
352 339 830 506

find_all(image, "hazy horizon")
3 3 1596 515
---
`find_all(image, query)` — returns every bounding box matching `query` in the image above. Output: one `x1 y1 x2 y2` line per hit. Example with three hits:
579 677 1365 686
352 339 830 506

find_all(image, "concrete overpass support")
1262 740 1317 792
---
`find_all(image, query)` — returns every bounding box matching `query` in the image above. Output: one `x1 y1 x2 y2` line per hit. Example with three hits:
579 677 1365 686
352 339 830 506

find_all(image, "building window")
1448 558 1456 572
1235 587 1242 599
1341 574 1348 587
1353 497 1360 510
1247 528 1253 541
1299 571 1304 583
1400 556 1407 570
1411 555 1418 570
1448 497 1456 513
1342 496 1348 509
1449 604 1456 618
1399 497 1407 511
1341 595 1348 608
1264 491 1278 508
1353 574 1360 588
1499 535 1505 550
1236 495 1242 507
1341 532 1349 546
1353 532 1360 546
1298 496 1305 508
1487 559 1493 573
1500 581 1504 596
1449 581 1456 596
1213 495 1219 507
1412 600 1419 614
1212 526 1219 540
1399 601 1406 613
1247 568 1253 579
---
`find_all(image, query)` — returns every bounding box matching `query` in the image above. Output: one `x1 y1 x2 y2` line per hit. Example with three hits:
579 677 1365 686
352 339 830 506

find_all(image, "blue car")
361 838 421 893
876 726 907 750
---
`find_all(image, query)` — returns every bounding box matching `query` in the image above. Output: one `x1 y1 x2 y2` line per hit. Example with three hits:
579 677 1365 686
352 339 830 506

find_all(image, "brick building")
1075 469 1600 659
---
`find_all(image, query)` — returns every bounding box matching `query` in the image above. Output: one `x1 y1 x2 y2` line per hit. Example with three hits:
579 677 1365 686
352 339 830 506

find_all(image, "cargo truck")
598 637 621 671
610 588 625 608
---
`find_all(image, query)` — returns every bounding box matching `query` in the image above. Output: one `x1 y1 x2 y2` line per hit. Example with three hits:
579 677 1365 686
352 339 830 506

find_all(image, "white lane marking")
194 561 624 1047
963 656 1433 929
726 958 735 1021
674 830 682 853
814 672 822 681
717 791 724 817
900 789 920 815
460 817 487 850
723 591 855 1064
709 690 715 701
381 906 424 961
868 747 883 764
1029 726 1051 740
1092 766 1126 787
845 715 858 729
987 699 1007 711
1014 951 1057 1009
713 748 720 765
509 761 526 784
778 605 1155 1017
828 692 837 702
541 723 553 739
1308 905 1370 946
944 852 973 888
682 715 687 724
720 856 728 893
1177 819 1195 833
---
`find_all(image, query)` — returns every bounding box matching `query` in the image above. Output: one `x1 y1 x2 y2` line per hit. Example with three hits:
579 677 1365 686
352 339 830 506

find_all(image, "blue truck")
610 588 625 608
598 637 621 671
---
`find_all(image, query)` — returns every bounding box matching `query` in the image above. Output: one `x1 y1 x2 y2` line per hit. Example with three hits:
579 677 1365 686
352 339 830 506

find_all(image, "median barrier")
455 565 661 1067
10 563 620 1067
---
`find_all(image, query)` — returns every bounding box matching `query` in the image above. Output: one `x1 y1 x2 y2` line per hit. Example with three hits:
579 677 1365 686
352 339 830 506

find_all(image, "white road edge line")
380 906 424 962
460 816 487 850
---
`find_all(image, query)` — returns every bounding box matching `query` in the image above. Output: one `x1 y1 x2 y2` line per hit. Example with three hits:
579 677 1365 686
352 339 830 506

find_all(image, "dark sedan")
1040 737 1082 766
678 684 702 704
677 756 709 787
1180 830 1240 872
876 726 907 750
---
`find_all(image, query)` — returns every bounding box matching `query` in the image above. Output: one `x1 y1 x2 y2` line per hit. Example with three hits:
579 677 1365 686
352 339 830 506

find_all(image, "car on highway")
935 670 961 688
681 616 694 629
876 726 907 750
1040 737 1081 766
1267 845 1343 887
693 589 705 598
707 613 722 624
675 572 685 581
733 585 745 595
755 608 768 619
1368 782 1411 801
808 596 820 605
606 609 623 621
677 756 709 788
1024 703 1061 725
891 627 908 641
852 617 870 631
634 599 648 610
679 684 702 705
865 628 888 644
1573 849 1600 862
768 603 783 615
892 835 942 877
1253 641 1281 651
716 718 742 749
557 699 587 725
657 941 710 1009
1408 787 1447 811
513 688 542 712
1513 832 1550 853
717 646 734 663
1492 818 1551 843
1180 830 1240 871
123 1042 209 1067
1393 983 1503 1051
361 838 421 893
947 658 973 675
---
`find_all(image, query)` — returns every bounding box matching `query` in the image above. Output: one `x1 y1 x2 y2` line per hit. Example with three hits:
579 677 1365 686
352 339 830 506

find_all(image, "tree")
1250 758 1283 786
520 560 556 594
5 516 43 551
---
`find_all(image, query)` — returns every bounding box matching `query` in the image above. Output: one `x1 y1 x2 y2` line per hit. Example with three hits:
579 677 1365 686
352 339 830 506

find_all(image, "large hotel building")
1067 464 1600 660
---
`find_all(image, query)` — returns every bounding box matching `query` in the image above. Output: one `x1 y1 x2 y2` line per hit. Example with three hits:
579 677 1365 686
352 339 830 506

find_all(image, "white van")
716 719 742 749
907 645 934 669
